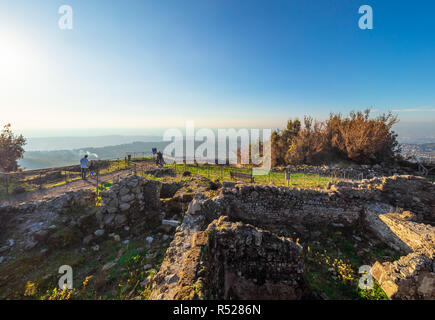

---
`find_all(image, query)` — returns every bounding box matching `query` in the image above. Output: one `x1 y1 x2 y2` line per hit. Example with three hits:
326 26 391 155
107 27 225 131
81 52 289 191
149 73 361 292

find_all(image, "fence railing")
165 163 365 189
1 154 385 200
0 156 154 198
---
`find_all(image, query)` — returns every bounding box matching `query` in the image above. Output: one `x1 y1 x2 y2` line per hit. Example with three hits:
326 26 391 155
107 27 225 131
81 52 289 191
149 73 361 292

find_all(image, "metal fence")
0 156 154 199
1 153 378 201
167 163 365 189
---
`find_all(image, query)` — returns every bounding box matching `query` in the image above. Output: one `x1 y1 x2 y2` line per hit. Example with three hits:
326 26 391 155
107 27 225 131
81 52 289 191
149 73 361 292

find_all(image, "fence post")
96 169 99 195
285 170 290 187
5 175 9 195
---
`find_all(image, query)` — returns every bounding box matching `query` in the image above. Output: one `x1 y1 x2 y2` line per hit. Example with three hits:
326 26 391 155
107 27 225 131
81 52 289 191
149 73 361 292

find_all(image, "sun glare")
0 30 38 84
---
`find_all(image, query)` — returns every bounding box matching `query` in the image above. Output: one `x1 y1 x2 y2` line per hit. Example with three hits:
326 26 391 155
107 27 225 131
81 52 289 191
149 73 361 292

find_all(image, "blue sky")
0 0 434 140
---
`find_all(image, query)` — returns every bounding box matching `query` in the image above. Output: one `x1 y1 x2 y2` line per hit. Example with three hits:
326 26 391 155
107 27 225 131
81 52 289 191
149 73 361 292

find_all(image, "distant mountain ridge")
19 138 240 170
19 141 169 170
24 135 163 151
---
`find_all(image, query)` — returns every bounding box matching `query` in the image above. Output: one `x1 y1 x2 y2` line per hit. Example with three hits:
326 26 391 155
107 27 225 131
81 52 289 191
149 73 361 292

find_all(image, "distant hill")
19 141 170 170
19 138 239 170
24 135 163 151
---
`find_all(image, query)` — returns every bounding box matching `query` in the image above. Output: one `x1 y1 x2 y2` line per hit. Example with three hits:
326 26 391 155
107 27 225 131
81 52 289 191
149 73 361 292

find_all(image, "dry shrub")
286 117 330 164
271 110 400 165
327 110 399 164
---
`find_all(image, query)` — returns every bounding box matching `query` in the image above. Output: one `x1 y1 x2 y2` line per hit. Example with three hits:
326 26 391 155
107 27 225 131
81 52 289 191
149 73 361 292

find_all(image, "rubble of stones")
0 189 94 217
327 175 435 224
0 177 178 276
0 189 96 263
144 167 176 178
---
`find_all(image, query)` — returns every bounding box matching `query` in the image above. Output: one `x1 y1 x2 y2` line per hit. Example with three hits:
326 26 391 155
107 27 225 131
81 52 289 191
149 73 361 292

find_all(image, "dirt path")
2 162 154 206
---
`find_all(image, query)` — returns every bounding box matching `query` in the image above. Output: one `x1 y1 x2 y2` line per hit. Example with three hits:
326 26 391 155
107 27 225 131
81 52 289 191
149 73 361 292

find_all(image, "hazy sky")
1 0 434 138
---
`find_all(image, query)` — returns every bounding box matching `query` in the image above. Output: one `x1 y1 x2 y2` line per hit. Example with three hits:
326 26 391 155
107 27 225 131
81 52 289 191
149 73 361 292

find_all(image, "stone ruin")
148 175 434 300
0 190 96 254
328 175 435 224
96 175 163 233
2 173 432 300
150 215 307 300
204 217 306 299
0 189 95 217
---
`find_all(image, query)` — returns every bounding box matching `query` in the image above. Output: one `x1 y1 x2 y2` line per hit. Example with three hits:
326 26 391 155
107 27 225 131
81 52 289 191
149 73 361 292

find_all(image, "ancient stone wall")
0 189 95 216
150 196 212 300
150 211 307 300
96 175 162 232
0 189 96 254
216 184 362 227
205 216 306 299
329 175 435 223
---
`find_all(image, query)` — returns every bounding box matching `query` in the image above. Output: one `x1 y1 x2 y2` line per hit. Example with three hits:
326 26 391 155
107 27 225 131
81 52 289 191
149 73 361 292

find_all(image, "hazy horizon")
18 120 435 152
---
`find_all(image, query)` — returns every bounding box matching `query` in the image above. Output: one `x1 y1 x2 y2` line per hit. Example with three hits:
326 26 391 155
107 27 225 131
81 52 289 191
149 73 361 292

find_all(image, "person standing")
80 155 89 180
156 151 164 167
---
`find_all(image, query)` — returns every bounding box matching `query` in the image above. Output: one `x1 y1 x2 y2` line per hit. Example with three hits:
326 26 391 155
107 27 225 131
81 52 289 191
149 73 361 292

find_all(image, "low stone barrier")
96 175 162 232
216 184 362 227
329 175 435 223
0 189 95 216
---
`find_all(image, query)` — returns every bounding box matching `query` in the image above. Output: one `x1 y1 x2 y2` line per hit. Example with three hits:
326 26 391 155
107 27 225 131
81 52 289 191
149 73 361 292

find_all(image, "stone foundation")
150 214 306 300
205 216 306 299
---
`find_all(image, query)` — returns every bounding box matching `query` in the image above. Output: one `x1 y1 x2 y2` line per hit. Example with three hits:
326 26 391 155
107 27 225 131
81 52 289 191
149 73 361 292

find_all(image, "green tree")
0 124 26 172
271 119 301 166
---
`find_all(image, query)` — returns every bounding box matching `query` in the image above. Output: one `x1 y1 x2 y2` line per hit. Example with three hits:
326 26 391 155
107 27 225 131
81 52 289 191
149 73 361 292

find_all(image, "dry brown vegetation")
271 110 400 166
